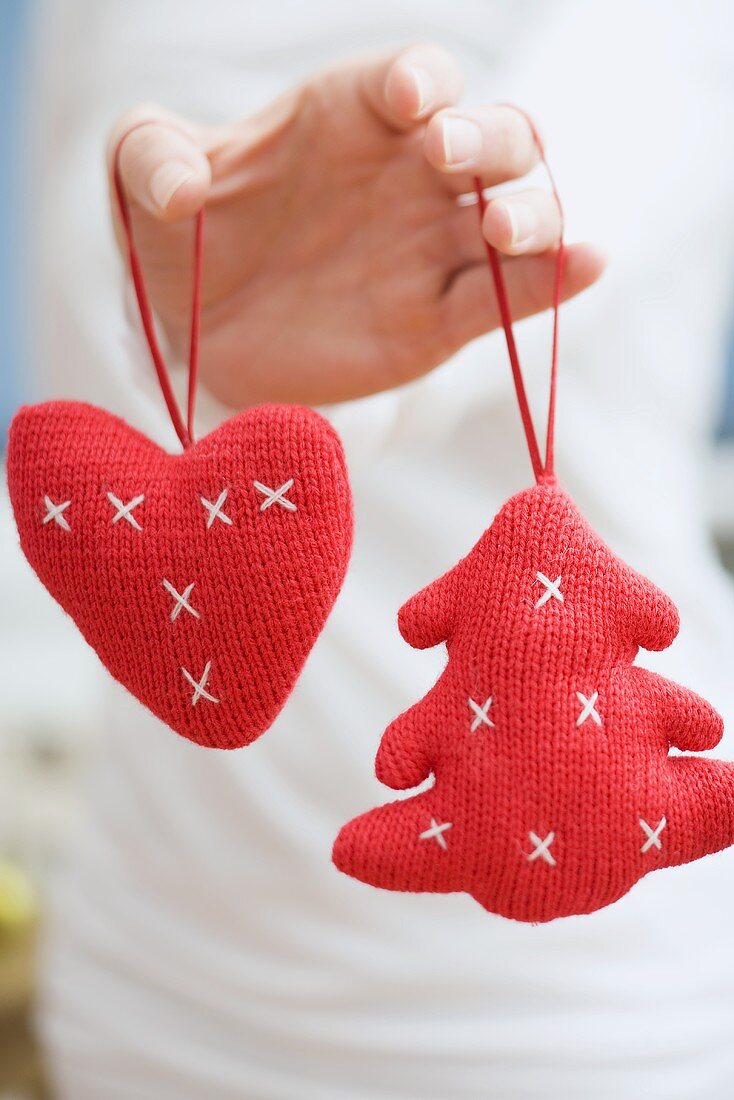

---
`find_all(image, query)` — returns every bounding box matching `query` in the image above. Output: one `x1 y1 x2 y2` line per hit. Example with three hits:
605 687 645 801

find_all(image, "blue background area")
0 0 31 448
720 322 734 439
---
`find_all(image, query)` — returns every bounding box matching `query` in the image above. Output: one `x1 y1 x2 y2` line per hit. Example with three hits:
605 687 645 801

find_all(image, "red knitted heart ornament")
8 400 351 749
333 136 734 921
5 123 352 749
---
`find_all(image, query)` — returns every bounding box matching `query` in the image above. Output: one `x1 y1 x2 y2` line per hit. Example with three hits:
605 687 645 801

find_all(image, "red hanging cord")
112 122 205 451
186 208 204 438
474 110 565 483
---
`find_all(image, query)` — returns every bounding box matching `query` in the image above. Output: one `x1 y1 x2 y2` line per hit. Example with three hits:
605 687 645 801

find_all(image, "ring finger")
481 188 562 255
450 187 562 268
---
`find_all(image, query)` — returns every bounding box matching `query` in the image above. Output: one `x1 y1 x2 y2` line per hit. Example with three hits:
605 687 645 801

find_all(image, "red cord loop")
114 112 559 469
112 121 205 451
474 108 565 484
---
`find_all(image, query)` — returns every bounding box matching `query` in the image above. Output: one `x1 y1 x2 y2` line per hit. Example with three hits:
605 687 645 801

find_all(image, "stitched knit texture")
333 482 734 922
7 401 352 749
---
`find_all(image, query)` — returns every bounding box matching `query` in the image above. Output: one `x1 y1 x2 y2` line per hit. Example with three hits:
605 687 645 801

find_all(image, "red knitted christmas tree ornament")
333 478 734 921
333 147 734 921
5 123 352 750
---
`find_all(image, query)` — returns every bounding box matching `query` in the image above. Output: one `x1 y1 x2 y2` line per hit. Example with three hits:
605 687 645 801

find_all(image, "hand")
108 45 605 409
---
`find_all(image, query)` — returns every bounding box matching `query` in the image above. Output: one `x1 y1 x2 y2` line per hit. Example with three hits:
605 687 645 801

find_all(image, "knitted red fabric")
7 400 352 749
333 481 734 921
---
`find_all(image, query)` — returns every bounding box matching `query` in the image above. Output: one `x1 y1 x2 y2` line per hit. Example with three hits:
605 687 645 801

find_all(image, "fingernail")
149 160 196 210
405 65 434 117
441 117 482 167
496 200 539 248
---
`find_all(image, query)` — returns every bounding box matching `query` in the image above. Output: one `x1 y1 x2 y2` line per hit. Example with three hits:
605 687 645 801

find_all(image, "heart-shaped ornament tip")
7 401 353 749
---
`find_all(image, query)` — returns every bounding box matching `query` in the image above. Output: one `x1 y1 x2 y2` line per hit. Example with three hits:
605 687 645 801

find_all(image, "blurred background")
1 2 102 1095
2 2 734 1097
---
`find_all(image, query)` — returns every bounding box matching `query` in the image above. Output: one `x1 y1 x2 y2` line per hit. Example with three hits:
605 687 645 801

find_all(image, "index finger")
107 106 211 223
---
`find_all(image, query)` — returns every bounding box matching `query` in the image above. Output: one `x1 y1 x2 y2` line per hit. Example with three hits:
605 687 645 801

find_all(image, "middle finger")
423 104 540 195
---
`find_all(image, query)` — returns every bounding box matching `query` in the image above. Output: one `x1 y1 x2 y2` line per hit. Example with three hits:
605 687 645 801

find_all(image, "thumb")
107 106 211 223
